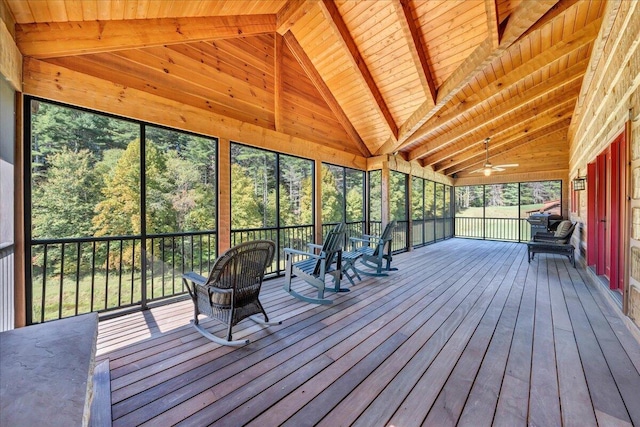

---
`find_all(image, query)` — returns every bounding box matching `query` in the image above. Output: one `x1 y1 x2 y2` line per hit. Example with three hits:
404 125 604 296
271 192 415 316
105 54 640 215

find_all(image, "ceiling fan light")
483 167 492 176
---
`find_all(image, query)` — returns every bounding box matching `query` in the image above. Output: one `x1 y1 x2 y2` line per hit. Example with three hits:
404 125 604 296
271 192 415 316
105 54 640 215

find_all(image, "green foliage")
390 171 407 220
369 170 382 221
32 149 100 239
298 176 314 225
231 163 264 229
321 165 344 223
346 187 363 222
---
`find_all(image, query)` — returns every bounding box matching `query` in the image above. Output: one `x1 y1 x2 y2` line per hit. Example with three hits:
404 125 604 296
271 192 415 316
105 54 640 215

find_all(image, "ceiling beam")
394 14 601 154
16 14 277 58
276 0 311 35
410 90 577 163
485 0 501 48
441 117 573 176
319 0 398 141
392 0 437 104
455 143 570 178
274 34 284 133
283 31 371 157
377 0 558 156
405 62 585 163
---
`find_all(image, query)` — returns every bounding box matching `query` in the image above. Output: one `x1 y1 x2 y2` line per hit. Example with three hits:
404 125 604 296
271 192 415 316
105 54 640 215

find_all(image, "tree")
92 140 175 236
321 165 344 223
231 164 264 229
32 149 100 239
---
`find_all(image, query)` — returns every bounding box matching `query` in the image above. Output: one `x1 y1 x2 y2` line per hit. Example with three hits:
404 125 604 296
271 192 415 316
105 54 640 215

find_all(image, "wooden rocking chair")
283 223 346 305
182 240 278 346
348 220 398 277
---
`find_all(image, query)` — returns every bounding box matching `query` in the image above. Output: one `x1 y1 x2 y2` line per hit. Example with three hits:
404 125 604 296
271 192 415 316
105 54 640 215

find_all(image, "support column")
315 159 323 244
407 171 413 251
218 138 231 253
381 161 391 227
14 92 25 328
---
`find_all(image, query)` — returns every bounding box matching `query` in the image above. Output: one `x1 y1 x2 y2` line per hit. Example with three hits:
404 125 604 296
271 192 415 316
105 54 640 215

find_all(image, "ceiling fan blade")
493 163 519 168
492 167 506 171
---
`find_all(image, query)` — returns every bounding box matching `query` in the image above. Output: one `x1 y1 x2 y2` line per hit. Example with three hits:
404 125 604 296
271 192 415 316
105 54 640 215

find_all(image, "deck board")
95 239 640 426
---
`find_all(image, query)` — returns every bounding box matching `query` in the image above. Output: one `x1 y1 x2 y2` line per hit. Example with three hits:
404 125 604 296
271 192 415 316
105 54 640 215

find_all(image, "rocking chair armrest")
284 247 323 259
307 243 323 253
349 236 376 244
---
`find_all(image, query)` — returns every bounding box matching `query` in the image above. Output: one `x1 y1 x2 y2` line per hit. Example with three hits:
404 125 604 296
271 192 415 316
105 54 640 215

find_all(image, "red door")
596 152 607 276
587 129 626 294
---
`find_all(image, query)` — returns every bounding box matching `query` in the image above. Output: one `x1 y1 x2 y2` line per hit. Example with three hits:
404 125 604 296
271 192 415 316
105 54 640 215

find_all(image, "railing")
321 221 366 249
231 224 314 275
1 243 15 331
29 230 217 324
455 217 531 242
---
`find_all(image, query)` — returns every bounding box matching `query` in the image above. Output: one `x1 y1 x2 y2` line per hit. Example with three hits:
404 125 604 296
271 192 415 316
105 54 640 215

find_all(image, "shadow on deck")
96 238 640 426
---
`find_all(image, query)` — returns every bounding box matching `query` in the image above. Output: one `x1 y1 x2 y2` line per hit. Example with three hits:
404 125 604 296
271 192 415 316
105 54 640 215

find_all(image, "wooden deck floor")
96 238 640 427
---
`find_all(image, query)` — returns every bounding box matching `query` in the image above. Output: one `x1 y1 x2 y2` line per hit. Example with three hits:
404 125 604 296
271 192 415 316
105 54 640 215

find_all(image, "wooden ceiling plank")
393 0 437 104
438 117 573 176
16 14 277 58
283 31 370 157
318 0 398 141
381 0 559 156
403 16 601 150
450 130 569 176
434 118 571 175
409 58 586 159
419 95 577 166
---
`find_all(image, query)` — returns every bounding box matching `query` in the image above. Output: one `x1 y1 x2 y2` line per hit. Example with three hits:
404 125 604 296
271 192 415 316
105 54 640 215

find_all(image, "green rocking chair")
283 223 346 305
348 220 397 277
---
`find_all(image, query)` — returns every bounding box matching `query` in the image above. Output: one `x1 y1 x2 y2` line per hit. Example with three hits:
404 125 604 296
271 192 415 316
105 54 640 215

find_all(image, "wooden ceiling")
7 0 605 178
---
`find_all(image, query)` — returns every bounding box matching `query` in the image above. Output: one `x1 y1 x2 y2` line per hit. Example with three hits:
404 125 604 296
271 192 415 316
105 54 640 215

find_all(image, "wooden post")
407 170 413 251
315 159 323 244
381 160 391 227
218 138 231 253
13 92 25 328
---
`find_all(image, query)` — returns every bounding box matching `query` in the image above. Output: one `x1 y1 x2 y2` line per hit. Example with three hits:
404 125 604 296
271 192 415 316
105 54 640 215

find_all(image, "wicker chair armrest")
183 271 207 285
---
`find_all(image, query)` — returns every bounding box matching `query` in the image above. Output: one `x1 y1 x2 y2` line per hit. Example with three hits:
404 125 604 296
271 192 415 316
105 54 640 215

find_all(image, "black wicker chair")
182 240 278 346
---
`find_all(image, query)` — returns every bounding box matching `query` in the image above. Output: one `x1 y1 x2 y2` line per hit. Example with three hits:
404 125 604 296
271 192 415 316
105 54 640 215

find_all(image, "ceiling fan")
471 138 519 176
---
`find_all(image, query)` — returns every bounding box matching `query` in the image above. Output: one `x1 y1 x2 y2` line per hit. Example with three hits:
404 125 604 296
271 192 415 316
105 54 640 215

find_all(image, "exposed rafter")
283 31 370 157
408 61 587 162
404 17 601 149
274 33 284 132
17 15 277 58
377 0 559 156
484 0 500 48
392 0 437 105
414 93 578 164
318 0 398 141
276 0 310 35
443 120 571 176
